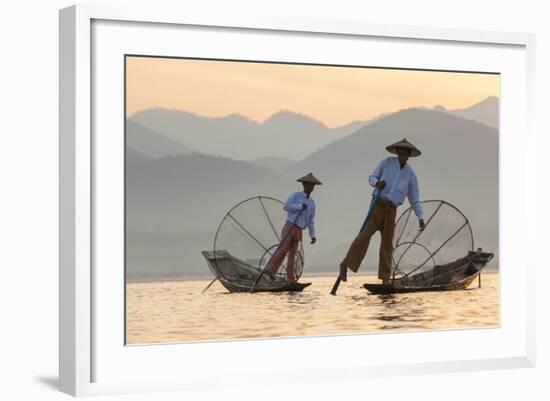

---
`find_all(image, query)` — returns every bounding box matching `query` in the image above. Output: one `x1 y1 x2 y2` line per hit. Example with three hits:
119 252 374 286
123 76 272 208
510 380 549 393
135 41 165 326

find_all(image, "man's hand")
375 180 386 190
302 203 308 210
310 237 317 245
419 219 425 231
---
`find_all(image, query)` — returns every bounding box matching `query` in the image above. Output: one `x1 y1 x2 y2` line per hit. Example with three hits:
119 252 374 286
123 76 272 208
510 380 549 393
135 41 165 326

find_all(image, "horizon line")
126 95 499 129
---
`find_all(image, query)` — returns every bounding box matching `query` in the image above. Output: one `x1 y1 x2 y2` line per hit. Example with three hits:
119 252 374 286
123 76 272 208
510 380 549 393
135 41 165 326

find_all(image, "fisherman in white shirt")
265 173 321 281
339 138 425 284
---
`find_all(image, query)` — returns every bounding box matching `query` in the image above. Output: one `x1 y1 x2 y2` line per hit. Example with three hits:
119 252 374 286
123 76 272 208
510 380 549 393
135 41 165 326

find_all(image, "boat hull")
202 250 311 293
364 250 493 295
219 280 311 293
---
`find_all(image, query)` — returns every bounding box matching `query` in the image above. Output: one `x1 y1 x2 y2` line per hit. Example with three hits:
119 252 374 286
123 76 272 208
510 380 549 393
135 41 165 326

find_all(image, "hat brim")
297 179 322 185
386 145 421 157
296 172 323 185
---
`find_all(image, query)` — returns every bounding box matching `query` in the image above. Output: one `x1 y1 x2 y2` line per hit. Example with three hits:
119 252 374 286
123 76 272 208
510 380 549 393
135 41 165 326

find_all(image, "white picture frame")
59 4 536 397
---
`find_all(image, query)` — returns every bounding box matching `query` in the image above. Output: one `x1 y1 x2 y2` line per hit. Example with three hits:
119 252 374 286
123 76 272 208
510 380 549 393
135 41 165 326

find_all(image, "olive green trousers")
341 199 397 280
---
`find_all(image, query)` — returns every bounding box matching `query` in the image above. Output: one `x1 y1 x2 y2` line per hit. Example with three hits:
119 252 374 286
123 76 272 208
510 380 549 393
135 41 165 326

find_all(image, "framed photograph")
59 4 536 397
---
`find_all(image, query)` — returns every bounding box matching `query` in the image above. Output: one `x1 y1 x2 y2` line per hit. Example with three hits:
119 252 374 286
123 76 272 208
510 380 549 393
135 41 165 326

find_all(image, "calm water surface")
126 272 499 344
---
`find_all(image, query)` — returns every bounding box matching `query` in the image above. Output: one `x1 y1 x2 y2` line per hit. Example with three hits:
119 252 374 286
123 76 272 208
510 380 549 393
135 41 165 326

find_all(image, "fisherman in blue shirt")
339 138 425 284
265 173 321 281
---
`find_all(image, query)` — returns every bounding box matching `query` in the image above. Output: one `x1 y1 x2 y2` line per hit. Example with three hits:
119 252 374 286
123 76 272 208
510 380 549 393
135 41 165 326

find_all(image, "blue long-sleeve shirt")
368 157 424 220
283 191 316 239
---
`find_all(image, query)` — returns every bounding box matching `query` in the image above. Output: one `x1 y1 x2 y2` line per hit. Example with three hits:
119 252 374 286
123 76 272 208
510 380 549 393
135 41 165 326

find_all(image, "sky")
126 56 500 128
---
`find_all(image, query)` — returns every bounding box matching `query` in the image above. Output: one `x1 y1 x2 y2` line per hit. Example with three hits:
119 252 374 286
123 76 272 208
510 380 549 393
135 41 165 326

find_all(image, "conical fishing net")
213 196 304 280
392 200 474 280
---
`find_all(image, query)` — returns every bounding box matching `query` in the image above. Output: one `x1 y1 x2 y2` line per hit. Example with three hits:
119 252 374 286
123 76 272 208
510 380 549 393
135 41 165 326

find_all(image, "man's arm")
307 203 316 243
283 193 304 213
368 158 386 188
408 173 425 224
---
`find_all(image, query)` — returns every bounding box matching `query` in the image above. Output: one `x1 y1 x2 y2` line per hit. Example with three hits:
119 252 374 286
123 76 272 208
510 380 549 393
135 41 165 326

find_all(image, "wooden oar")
330 189 381 295
249 207 306 293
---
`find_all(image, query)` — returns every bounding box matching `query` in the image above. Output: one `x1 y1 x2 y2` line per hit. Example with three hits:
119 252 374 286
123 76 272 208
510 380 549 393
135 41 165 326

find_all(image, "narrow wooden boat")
202 250 311 293
364 250 494 295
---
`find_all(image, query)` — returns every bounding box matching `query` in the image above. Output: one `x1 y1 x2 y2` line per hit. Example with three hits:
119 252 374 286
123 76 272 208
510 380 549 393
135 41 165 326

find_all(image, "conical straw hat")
296 172 323 185
385 138 422 157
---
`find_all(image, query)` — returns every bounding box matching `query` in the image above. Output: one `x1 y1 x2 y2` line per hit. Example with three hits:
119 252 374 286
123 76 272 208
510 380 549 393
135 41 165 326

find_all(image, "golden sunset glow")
126 56 499 128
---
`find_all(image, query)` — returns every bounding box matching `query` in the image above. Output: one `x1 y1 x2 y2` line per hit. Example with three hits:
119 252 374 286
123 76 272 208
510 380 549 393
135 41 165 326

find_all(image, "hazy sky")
126 56 499 128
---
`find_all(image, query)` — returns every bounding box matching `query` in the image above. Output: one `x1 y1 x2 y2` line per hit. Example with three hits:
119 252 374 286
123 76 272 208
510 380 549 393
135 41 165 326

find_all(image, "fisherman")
339 138 425 284
265 173 322 281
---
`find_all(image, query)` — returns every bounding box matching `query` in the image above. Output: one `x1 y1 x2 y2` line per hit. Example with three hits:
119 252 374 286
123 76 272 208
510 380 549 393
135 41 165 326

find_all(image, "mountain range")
435 96 499 129
127 97 497 163
128 108 381 161
126 120 194 158
125 98 499 280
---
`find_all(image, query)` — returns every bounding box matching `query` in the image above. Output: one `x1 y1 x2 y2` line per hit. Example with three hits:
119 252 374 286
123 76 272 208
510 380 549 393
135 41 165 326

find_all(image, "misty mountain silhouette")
126 120 193 158
127 96 496 164
128 108 372 161
129 108 259 159
439 96 499 129
253 156 295 173
126 106 498 280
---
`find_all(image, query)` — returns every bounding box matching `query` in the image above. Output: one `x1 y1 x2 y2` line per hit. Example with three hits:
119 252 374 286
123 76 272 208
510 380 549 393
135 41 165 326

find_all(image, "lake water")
125 272 499 344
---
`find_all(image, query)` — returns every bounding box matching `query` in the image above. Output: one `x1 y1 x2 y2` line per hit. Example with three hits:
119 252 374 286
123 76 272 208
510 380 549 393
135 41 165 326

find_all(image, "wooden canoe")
202 250 311 293
364 250 494 295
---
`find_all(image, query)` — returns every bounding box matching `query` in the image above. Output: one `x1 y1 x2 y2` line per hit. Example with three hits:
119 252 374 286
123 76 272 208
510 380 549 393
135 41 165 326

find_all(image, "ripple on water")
125 273 500 344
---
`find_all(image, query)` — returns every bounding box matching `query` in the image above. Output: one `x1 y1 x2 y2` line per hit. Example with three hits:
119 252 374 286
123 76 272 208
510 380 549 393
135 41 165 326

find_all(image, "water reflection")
126 273 499 344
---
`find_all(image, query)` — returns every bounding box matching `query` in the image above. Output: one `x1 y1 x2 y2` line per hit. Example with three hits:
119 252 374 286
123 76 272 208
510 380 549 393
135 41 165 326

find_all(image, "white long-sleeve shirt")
368 157 424 220
283 191 316 239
